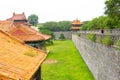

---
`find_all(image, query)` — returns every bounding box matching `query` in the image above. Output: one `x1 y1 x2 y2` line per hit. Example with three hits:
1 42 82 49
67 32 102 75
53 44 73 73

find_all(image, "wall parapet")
72 34 120 80
78 28 120 35
53 31 72 39
76 30 120 45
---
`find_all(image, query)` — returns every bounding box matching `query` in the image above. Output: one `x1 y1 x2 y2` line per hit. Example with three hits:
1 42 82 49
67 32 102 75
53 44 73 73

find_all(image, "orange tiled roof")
0 30 46 79
36 31 52 40
29 26 51 40
7 12 27 21
21 25 51 40
0 21 14 32
8 24 51 41
14 34 45 42
72 18 83 25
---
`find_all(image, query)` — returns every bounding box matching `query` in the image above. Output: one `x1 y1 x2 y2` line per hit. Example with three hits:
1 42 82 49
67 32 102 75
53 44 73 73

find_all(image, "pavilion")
71 18 83 31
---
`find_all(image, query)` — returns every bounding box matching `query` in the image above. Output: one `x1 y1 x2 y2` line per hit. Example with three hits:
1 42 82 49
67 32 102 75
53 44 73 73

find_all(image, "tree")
105 0 120 28
81 21 90 30
39 28 54 45
38 21 72 31
28 14 39 26
39 28 55 39
58 21 71 31
81 0 120 30
42 21 59 31
81 16 115 30
105 0 120 20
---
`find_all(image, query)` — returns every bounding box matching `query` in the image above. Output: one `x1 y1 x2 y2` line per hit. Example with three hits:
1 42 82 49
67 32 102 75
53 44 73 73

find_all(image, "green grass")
42 40 95 80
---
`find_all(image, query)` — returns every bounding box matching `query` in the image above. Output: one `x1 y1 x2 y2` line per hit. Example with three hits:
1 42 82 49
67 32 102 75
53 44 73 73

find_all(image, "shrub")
87 33 96 42
77 33 81 37
46 39 54 45
59 33 66 40
102 35 112 46
115 40 120 51
98 36 103 43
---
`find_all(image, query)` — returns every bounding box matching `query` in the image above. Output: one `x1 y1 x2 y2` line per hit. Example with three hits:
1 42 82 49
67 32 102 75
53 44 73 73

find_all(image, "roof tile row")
0 30 47 79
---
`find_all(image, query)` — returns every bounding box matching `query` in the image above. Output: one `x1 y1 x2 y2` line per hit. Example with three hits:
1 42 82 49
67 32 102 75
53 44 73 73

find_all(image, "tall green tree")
28 14 39 26
38 21 72 31
105 0 120 20
81 0 120 30
42 21 59 31
58 21 71 31
81 16 115 30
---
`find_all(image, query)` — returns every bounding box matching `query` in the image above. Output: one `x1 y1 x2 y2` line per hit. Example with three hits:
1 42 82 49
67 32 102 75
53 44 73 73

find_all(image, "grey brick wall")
53 31 72 39
72 34 120 80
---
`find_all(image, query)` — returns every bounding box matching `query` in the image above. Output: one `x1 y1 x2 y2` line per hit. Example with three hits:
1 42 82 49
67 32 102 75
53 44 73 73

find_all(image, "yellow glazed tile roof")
0 30 47 79
0 21 14 32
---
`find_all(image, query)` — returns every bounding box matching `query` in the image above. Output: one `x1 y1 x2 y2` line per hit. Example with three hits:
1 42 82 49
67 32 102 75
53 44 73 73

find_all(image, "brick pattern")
72 34 120 80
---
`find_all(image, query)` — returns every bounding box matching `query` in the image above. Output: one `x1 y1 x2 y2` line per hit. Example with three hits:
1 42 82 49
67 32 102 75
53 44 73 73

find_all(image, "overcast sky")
0 0 106 23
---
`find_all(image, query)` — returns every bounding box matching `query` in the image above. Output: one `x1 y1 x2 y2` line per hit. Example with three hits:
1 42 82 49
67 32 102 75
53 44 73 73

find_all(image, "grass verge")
42 40 95 80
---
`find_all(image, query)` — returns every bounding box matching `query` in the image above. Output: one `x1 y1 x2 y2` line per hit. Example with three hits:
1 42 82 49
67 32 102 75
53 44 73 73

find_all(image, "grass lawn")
42 40 95 80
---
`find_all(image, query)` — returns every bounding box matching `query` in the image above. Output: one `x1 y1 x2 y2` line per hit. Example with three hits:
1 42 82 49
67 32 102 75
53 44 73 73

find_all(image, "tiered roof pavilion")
71 18 83 31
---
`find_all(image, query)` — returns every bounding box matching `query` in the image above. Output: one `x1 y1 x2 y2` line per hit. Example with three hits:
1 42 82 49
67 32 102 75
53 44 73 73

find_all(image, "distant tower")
71 18 83 31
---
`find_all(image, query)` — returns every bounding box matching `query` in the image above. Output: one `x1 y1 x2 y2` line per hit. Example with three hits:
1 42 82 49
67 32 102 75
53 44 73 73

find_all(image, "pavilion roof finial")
13 12 15 15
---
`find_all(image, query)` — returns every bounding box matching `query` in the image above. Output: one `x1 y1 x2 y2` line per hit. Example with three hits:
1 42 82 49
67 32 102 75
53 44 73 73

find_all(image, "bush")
77 33 81 37
115 40 120 51
46 39 54 45
87 33 96 42
39 28 55 45
98 36 103 43
102 35 112 46
59 33 65 40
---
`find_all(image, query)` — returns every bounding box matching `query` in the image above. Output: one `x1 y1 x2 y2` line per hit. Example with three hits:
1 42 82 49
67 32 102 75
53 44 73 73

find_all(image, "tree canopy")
37 21 71 40
82 0 120 30
38 21 71 31
81 16 120 30
42 21 59 31
28 14 39 26
105 0 120 20
58 21 71 31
